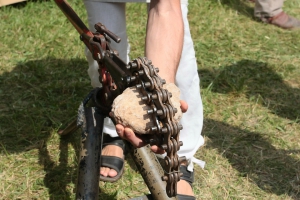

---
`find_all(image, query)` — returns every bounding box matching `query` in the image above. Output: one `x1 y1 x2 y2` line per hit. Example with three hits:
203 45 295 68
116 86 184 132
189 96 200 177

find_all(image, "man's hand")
115 100 188 154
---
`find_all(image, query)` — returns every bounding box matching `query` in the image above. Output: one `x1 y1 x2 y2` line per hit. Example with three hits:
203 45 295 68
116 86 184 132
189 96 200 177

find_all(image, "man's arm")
116 0 185 150
145 0 183 84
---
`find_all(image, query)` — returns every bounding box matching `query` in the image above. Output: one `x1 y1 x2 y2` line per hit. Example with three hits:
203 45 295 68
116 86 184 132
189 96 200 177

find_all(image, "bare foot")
100 145 124 178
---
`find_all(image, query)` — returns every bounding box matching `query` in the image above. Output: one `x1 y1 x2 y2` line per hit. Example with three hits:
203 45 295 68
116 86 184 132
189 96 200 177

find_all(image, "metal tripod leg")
75 105 105 200
128 144 177 200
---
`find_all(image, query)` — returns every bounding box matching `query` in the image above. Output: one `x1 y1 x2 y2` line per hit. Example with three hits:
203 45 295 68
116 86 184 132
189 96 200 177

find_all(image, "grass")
0 0 300 199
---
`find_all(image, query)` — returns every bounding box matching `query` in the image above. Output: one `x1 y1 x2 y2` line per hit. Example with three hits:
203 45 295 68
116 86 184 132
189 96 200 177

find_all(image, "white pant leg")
83 1 129 63
254 0 284 18
175 3 205 171
83 1 129 137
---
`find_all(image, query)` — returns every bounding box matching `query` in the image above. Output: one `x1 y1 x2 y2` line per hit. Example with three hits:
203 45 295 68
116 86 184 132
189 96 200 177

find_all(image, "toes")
100 167 109 177
100 144 124 178
100 167 118 178
107 169 118 177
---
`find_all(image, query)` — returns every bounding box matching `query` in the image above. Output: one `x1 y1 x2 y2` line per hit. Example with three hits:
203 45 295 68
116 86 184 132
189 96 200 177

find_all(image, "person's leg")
254 0 300 29
83 1 129 179
175 1 205 197
254 0 283 18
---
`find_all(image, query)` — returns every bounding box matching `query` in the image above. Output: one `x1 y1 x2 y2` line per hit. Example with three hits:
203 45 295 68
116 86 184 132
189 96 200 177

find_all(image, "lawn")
0 0 299 199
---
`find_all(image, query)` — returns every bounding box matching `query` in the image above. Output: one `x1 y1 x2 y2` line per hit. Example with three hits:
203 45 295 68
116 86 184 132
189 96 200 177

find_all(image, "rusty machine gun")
54 0 186 199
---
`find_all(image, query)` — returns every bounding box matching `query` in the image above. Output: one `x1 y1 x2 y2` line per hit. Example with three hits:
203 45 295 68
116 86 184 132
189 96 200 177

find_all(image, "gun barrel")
54 0 93 38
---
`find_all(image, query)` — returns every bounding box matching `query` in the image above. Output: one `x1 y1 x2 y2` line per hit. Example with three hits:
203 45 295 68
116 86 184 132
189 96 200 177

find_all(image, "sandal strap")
180 165 194 187
101 155 124 173
103 135 125 151
177 194 196 200
99 134 125 182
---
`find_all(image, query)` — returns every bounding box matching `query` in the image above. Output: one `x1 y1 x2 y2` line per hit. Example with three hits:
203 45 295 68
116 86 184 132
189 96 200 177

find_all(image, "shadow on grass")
0 57 88 150
204 118 300 199
0 58 115 199
199 59 300 122
39 132 80 199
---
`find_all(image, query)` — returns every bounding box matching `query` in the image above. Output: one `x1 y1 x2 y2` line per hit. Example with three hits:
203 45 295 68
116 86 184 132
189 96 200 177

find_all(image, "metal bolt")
130 62 137 68
130 76 136 82
157 110 163 116
138 70 144 75
151 126 158 132
178 124 183 130
161 144 168 150
144 82 151 88
136 84 142 89
147 109 154 114
161 127 168 133
142 96 148 101
173 108 177 113
151 94 158 99
179 156 186 163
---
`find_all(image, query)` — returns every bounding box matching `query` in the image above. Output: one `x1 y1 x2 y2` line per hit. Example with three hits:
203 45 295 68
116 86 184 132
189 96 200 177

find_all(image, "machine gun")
54 0 185 199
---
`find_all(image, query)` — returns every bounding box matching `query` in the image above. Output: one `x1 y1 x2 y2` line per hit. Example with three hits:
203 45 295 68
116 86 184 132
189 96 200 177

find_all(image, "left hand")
115 100 188 154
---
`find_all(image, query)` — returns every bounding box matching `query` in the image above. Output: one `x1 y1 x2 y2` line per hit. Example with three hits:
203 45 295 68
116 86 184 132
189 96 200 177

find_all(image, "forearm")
145 0 184 83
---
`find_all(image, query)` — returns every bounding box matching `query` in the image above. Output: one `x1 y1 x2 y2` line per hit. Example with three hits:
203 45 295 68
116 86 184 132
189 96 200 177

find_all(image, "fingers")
150 145 165 154
124 127 145 147
115 124 125 136
116 124 145 148
116 124 164 154
180 100 188 113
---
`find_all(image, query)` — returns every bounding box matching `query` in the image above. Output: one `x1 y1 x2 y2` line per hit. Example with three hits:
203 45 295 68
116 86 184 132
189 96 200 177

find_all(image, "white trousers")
83 1 205 170
254 0 284 18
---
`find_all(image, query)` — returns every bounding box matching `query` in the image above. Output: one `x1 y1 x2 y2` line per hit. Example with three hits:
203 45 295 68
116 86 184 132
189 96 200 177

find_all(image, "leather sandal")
177 165 196 200
99 134 125 182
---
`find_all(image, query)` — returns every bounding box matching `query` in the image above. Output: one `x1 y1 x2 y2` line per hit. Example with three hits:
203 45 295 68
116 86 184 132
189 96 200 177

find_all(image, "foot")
177 179 194 196
100 144 124 178
261 11 300 29
177 163 195 199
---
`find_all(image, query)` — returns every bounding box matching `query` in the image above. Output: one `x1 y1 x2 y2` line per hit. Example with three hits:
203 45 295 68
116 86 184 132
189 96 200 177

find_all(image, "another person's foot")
100 136 125 182
260 11 300 29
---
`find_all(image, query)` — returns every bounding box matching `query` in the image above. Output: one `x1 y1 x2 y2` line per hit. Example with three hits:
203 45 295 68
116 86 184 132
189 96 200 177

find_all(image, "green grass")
1 0 300 199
